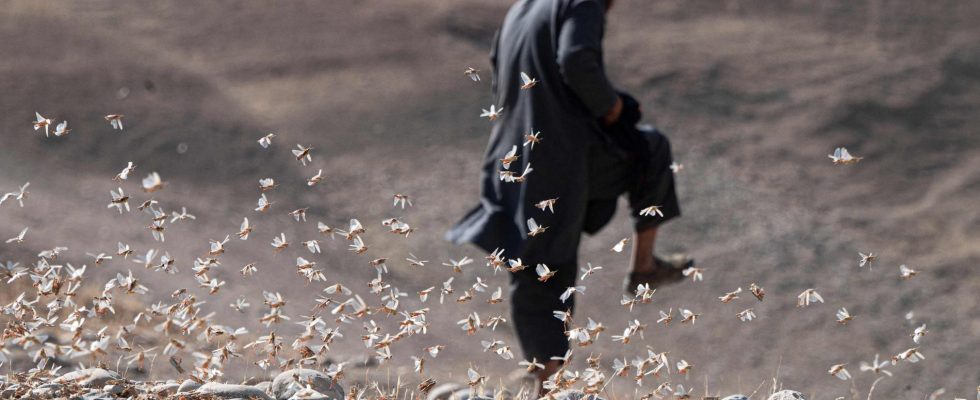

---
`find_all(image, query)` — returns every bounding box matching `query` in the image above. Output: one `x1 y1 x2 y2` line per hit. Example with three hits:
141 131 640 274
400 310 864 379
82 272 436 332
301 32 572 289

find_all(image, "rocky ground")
3 366 817 400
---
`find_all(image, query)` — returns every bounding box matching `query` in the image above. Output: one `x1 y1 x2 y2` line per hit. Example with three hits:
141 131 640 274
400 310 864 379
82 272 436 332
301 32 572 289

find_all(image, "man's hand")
602 96 624 126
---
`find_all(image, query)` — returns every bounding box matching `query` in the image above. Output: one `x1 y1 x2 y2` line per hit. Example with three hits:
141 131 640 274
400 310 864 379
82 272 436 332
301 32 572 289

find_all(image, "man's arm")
556 0 621 123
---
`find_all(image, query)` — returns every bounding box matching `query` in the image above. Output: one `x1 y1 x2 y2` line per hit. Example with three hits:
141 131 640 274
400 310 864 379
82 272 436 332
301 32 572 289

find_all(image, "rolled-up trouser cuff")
629 129 681 231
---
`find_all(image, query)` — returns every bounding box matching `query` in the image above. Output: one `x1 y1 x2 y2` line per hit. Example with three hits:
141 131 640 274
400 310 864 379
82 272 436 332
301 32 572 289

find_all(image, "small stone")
271 368 344 400
78 390 115 400
152 382 181 395
177 379 203 393
52 368 122 388
768 390 807 400
195 382 272 399
723 396 750 400
102 384 125 395
29 383 65 398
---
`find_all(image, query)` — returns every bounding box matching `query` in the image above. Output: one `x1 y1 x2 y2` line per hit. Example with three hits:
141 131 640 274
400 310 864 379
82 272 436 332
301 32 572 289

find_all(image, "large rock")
195 382 272 399
768 390 806 400
177 379 202 393
52 368 121 388
152 382 181 396
553 390 604 400
449 388 498 400
426 383 462 400
272 368 344 400
288 387 332 400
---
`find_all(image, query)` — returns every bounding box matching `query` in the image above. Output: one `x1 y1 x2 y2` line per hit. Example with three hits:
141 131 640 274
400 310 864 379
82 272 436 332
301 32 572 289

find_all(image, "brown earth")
1 0 978 398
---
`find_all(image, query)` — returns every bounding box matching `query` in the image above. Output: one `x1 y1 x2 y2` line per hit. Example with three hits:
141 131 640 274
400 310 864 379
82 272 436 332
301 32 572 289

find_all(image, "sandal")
624 253 693 295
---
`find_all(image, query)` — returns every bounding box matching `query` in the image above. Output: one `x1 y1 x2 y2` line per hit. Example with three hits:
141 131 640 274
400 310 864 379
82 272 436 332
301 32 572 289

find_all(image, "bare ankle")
632 256 656 273
535 361 562 396
630 227 658 273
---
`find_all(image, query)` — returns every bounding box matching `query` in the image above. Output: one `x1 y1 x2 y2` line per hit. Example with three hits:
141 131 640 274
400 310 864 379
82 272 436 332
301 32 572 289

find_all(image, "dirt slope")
1 1 977 398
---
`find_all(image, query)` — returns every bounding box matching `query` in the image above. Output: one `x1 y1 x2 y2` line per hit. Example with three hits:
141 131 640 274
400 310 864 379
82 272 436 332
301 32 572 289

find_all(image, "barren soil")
1 1 978 398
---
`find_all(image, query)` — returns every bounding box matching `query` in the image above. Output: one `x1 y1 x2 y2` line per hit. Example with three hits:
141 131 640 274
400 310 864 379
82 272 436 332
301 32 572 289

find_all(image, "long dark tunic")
446 0 683 361
446 0 619 266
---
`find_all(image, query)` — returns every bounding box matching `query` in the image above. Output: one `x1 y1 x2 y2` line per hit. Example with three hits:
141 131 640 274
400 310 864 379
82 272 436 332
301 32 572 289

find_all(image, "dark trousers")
510 127 680 362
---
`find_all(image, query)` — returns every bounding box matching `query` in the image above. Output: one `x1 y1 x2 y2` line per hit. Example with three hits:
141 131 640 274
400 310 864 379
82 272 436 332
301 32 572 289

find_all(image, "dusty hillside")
1 0 977 398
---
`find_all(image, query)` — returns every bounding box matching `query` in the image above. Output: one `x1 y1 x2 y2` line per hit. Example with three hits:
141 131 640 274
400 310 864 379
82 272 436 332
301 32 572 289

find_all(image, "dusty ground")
1 0 978 398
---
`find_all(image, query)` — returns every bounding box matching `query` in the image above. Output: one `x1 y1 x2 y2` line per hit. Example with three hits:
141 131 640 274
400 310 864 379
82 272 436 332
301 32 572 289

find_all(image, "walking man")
446 0 692 390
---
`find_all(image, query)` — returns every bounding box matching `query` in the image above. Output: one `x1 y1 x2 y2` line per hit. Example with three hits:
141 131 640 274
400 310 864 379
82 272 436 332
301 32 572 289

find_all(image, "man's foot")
624 253 693 295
